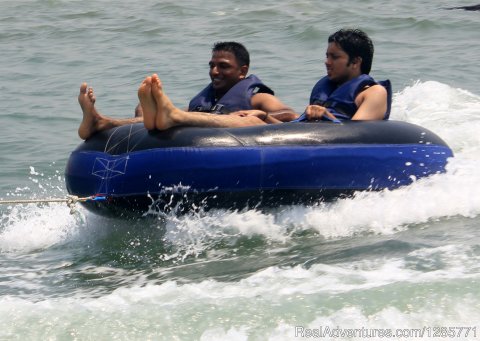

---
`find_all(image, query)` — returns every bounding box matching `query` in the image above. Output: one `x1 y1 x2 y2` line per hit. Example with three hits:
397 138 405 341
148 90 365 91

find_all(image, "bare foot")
78 83 103 140
151 74 182 130
137 76 157 130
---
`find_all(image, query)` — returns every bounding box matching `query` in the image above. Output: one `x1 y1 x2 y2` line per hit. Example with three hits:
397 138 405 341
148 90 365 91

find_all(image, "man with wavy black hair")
328 29 374 74
300 28 391 122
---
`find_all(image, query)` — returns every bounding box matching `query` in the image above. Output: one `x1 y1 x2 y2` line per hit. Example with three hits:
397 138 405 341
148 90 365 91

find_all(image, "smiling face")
324 42 362 85
209 50 248 98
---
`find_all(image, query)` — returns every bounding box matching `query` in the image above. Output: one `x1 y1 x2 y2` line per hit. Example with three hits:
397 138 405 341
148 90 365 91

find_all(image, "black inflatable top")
75 120 451 156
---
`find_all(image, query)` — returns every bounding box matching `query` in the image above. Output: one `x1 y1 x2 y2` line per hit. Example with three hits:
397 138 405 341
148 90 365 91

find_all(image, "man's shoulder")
250 91 276 101
356 83 387 104
246 74 274 96
364 84 387 96
249 91 284 111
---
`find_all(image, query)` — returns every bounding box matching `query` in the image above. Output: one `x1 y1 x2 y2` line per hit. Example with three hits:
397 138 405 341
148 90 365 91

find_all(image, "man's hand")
304 105 338 121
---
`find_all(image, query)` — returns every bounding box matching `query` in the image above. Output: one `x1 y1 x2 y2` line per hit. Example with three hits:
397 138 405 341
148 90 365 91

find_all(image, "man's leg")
78 83 143 140
137 76 158 130
145 74 266 131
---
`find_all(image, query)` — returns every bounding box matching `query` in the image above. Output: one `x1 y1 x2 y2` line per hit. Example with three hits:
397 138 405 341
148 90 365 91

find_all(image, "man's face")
209 50 247 97
324 42 361 84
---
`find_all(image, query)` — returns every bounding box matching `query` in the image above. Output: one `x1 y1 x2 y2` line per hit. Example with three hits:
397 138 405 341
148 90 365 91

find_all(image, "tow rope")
0 195 107 214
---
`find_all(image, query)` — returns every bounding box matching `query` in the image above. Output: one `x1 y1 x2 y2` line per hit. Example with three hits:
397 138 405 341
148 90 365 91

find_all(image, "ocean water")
1 0 480 340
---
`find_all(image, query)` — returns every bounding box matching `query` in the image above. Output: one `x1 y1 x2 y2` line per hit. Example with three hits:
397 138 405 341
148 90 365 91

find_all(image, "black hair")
328 29 374 74
212 41 250 67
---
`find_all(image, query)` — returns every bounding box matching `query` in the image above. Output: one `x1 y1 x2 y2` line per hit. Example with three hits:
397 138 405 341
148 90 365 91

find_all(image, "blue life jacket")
188 74 274 114
296 74 392 122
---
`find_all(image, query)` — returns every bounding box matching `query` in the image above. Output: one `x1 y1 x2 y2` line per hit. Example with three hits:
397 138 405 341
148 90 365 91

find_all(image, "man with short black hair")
78 42 295 139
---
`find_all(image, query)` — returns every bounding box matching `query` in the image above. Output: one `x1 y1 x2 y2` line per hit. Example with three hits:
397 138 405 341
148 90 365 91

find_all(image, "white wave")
392 80 480 155
275 157 480 238
1 241 478 339
77 240 480 302
0 166 98 253
0 204 83 252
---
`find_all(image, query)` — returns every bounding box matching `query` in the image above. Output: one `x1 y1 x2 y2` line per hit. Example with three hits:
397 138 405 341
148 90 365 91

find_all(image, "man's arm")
250 93 299 122
351 84 387 120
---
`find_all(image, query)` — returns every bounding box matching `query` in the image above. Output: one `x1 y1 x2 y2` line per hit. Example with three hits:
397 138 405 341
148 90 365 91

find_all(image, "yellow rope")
0 195 105 214
0 198 73 204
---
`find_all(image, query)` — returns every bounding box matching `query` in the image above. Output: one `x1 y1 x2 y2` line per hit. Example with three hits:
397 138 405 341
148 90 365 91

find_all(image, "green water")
1 0 480 339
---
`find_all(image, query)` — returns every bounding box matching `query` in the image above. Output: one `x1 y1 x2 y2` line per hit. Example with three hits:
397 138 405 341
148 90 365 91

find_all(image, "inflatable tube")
65 121 453 216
